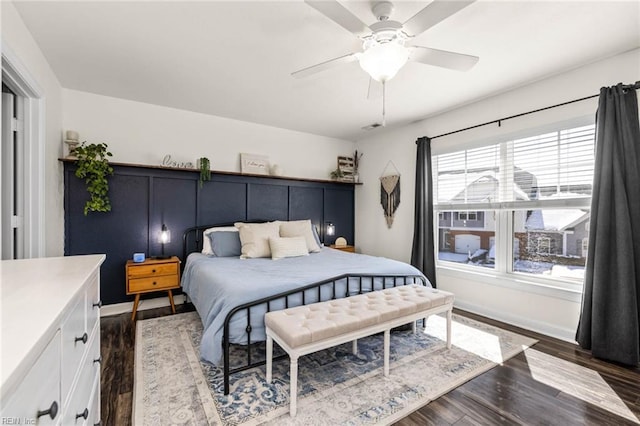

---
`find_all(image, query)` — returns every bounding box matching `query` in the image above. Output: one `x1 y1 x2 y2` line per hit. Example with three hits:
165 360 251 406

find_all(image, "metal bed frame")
182 223 428 395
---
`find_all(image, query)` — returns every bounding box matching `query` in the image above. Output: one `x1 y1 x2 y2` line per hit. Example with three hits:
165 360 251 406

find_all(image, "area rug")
133 311 537 425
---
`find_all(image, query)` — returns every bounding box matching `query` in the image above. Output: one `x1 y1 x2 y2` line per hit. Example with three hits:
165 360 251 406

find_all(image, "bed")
180 222 430 394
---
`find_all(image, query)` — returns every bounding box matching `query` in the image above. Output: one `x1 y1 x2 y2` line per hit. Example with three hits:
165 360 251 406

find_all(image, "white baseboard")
100 294 187 317
454 299 577 344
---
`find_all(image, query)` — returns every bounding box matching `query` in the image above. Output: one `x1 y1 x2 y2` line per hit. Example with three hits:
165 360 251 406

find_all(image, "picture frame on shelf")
240 153 270 175
337 156 354 182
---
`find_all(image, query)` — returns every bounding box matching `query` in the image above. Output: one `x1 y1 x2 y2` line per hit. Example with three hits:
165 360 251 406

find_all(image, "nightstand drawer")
128 262 178 278
128 275 179 293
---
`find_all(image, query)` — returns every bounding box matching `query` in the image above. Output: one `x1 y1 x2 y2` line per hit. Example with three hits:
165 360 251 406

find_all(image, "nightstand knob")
93 300 103 309
75 333 88 344
153 281 157 285
152 269 156 273
94 355 102 365
37 401 58 419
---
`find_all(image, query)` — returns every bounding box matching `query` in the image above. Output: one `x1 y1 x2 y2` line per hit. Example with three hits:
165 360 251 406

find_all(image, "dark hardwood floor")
100 305 640 425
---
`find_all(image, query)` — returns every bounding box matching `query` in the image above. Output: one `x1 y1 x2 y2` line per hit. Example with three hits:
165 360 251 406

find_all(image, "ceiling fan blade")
403 0 475 37
292 52 359 79
367 77 382 100
305 0 371 37
409 46 479 71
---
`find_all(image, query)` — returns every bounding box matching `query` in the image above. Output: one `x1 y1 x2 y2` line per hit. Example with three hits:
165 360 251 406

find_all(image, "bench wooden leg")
290 357 298 417
266 335 273 383
383 329 390 377
412 320 417 334
352 339 358 355
446 309 452 349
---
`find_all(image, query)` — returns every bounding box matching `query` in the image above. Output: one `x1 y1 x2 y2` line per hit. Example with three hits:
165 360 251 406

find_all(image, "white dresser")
1 255 105 426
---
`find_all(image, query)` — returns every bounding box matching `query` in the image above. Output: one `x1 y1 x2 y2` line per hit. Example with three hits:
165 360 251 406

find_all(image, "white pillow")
201 226 238 255
234 222 281 259
279 220 321 253
269 236 309 260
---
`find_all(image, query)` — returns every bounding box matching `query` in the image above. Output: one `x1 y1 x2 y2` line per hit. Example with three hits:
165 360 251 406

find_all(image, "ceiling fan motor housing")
366 20 408 46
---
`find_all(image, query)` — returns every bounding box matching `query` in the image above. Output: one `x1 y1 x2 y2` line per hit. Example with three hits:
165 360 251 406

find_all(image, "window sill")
436 263 583 303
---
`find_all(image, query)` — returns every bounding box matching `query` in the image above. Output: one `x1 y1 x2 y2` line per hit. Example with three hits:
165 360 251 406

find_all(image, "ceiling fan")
293 0 479 126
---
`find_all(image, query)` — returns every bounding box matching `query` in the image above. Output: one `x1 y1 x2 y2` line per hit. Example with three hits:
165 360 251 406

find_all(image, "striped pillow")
269 236 309 260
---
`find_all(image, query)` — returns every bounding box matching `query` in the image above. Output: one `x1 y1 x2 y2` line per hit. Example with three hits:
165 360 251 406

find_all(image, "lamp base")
152 255 171 260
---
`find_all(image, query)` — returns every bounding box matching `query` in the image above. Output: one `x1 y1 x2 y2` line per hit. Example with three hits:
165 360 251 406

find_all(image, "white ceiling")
12 1 640 141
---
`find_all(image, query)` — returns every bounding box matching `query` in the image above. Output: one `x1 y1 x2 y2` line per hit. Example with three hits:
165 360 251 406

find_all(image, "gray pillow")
208 231 242 257
312 224 322 248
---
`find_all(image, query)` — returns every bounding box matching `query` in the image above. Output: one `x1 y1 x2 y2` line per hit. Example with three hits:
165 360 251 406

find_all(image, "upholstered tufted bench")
265 284 454 417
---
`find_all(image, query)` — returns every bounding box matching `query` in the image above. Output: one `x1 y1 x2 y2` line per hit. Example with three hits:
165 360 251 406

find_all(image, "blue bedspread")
181 248 428 365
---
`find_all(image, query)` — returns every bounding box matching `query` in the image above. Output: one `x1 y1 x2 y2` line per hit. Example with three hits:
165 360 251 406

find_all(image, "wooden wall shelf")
59 158 362 186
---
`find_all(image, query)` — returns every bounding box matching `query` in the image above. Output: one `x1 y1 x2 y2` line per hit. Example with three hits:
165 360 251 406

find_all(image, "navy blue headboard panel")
63 162 355 305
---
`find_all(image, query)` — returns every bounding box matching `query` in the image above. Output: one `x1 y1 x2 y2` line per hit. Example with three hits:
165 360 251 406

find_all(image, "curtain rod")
421 81 640 142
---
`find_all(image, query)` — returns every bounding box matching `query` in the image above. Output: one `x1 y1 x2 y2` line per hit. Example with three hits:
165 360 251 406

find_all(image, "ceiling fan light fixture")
359 41 409 83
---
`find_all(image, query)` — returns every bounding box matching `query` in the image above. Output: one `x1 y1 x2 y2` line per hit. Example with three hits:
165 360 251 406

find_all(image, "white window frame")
432 117 594 295
455 211 478 221
2 43 45 259
535 237 551 255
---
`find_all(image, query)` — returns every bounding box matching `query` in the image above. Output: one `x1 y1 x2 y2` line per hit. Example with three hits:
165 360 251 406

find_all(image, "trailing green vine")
198 157 211 188
74 142 114 215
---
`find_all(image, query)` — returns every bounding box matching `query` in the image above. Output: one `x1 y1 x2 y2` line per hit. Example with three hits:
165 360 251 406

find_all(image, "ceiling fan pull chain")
382 80 387 127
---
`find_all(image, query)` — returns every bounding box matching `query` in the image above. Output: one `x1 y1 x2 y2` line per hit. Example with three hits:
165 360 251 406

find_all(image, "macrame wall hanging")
380 160 401 229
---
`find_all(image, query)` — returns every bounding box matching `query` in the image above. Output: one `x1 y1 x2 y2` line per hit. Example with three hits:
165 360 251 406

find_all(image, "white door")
1 90 24 259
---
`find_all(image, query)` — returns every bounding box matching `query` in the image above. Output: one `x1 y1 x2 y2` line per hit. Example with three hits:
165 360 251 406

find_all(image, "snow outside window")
432 123 595 285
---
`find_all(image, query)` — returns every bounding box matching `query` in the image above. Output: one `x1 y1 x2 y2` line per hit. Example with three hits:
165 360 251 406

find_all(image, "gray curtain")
576 83 640 366
411 137 437 287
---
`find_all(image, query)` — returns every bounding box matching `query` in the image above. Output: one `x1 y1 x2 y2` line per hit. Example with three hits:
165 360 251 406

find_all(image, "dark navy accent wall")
64 163 355 305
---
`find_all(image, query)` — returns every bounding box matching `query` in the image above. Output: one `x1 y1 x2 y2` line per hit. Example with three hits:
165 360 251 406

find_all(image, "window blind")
433 124 595 211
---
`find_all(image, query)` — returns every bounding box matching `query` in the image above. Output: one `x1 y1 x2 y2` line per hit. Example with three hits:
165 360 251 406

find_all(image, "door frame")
1 43 45 258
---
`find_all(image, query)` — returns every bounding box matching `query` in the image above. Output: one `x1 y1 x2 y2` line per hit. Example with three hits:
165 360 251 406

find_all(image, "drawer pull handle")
75 333 88 344
152 269 156 273
93 300 103 309
76 408 89 420
153 281 157 285
94 355 102 365
37 400 58 420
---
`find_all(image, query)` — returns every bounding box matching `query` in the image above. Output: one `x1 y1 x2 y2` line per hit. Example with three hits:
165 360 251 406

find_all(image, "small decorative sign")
240 153 270 175
162 155 194 169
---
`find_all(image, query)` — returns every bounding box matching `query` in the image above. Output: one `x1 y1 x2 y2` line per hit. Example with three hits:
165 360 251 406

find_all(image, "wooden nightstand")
126 256 181 321
330 244 356 253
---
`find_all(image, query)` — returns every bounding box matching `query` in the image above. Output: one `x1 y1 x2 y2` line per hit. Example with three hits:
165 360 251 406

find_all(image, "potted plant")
330 167 344 181
198 157 211 188
353 150 363 183
74 142 114 215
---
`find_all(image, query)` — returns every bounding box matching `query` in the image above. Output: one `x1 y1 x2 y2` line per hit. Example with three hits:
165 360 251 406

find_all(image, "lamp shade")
159 224 171 244
359 42 409 83
326 222 335 236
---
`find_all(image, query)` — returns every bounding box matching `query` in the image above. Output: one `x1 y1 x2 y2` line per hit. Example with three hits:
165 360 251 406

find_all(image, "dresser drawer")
1 331 61 425
128 274 179 293
87 375 101 426
63 343 98 426
61 293 88 401
128 262 178 278
86 272 101 338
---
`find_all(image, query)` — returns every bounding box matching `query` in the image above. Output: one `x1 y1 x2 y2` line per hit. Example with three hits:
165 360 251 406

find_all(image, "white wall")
2 1 64 256
62 89 354 180
354 48 640 341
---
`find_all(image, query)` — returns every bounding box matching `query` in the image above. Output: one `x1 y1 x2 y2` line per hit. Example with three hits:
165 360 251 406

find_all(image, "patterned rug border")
133 311 538 425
